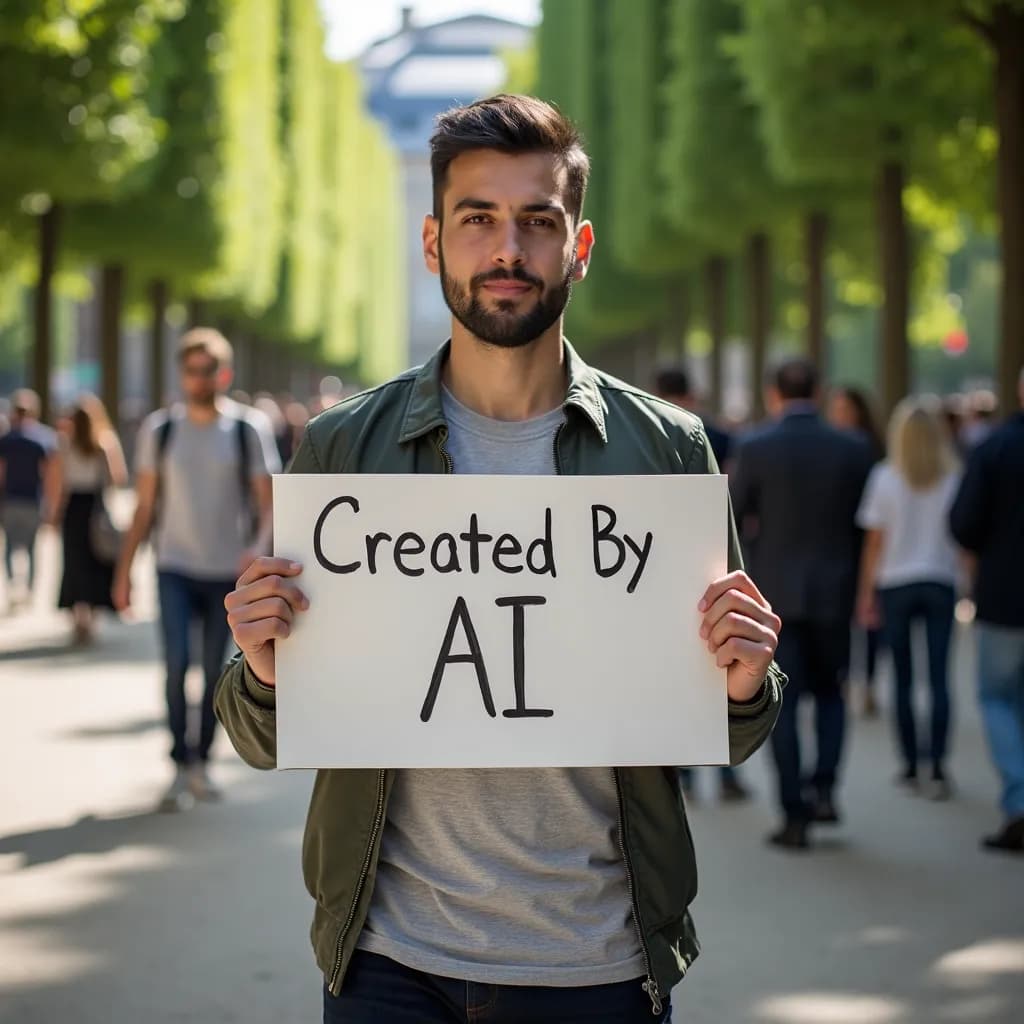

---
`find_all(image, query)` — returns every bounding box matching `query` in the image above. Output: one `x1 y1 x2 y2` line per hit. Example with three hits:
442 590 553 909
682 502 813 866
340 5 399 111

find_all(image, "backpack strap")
235 415 257 542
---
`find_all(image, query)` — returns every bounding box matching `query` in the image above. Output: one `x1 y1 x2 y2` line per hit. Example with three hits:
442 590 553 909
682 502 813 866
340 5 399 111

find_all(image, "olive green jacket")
215 340 785 1012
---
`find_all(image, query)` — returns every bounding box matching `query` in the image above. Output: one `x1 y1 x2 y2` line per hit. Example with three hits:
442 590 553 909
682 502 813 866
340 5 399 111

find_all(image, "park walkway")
0 523 1021 1023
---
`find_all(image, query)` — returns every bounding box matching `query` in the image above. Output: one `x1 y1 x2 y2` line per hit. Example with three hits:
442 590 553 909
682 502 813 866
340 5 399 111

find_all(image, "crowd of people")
2 345 1021 856
654 360 1024 856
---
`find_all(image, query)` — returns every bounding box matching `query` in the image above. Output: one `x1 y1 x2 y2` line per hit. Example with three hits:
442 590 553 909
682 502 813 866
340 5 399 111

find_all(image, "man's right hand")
224 557 309 686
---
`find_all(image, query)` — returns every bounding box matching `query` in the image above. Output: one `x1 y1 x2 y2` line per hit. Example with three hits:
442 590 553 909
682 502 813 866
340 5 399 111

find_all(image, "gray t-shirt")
357 386 644 986
135 403 280 580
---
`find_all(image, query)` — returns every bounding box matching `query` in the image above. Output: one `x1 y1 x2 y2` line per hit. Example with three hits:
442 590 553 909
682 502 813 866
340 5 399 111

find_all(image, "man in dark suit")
732 359 872 849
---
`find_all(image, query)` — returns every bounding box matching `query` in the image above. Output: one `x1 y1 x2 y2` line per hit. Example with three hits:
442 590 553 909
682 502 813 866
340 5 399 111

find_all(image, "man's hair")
177 327 233 369
429 94 590 223
654 367 692 399
771 357 819 401
11 388 40 418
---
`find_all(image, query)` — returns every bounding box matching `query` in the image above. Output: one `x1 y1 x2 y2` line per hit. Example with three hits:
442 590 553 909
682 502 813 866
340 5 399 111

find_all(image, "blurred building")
359 6 532 368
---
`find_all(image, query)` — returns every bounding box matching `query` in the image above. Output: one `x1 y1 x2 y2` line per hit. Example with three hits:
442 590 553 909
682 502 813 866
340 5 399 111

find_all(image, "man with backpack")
114 329 280 811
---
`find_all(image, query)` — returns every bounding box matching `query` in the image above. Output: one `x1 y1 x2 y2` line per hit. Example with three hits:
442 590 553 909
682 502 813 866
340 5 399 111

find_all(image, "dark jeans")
157 571 235 765
879 581 956 776
323 951 672 1023
771 619 851 822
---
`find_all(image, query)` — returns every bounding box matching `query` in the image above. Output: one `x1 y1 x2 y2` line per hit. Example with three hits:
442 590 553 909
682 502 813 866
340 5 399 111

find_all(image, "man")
114 329 279 811
732 358 871 850
950 368 1024 854
655 366 749 803
215 95 784 1023
0 389 56 609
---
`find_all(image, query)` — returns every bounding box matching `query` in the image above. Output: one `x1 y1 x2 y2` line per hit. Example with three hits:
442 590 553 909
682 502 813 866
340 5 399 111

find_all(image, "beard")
439 244 574 350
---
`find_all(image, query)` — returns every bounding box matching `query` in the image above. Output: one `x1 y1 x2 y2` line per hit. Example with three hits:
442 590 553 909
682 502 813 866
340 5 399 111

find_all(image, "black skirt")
58 491 116 610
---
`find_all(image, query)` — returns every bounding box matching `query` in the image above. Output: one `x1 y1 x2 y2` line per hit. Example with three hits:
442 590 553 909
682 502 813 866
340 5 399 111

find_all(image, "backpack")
154 412 256 543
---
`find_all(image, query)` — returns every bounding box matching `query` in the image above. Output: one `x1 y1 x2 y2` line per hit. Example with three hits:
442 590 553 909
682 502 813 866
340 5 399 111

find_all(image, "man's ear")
572 221 595 282
423 214 440 276
218 366 234 393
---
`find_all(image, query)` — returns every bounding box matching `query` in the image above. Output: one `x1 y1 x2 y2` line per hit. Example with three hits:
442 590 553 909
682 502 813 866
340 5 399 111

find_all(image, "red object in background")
944 329 969 356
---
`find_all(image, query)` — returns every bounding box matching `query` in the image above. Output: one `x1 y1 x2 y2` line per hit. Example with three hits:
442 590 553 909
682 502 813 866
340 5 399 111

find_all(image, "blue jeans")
879 582 956 776
770 619 850 821
157 571 235 765
976 623 1024 818
323 951 671 1023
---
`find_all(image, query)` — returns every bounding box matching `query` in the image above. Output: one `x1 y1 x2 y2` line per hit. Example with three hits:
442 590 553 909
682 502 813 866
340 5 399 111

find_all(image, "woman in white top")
856 396 961 798
46 394 127 643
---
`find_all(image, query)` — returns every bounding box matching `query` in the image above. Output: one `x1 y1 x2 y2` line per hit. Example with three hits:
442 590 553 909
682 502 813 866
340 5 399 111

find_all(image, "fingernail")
698 598 707 612
290 562 303 572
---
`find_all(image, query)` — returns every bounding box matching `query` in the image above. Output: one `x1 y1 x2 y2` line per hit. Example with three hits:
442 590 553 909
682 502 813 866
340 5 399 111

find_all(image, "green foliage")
537 0 667 348
320 62 406 382
0 1 183 207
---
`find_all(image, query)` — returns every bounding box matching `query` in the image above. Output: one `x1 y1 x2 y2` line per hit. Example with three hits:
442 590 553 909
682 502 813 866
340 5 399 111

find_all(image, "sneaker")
158 767 194 813
188 763 223 803
926 769 953 802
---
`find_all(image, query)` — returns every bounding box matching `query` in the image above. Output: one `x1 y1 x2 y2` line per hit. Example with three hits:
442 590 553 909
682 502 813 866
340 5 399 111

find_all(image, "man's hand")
237 547 260 579
224 557 309 686
698 570 781 703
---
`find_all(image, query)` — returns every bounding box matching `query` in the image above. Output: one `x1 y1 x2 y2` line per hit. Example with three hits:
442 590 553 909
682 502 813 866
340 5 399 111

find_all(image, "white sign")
273 474 729 769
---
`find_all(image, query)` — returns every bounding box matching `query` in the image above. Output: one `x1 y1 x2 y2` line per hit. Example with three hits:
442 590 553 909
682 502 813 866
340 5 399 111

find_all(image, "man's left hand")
698 571 781 703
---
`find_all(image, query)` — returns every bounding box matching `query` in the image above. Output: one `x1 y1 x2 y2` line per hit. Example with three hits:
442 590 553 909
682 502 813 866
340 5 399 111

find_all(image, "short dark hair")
429 94 590 223
654 367 692 399
771 357 819 401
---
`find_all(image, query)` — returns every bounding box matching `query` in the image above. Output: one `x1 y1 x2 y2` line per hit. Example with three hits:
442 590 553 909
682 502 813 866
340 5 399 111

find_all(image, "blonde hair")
887 396 957 490
177 327 233 369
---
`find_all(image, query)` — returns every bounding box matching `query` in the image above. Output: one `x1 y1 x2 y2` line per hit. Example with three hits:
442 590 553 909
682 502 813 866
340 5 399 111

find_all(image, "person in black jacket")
732 359 873 849
949 368 1024 854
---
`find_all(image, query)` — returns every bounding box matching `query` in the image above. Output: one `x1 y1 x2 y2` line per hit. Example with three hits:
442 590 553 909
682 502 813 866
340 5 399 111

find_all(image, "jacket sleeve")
213 425 325 770
949 446 990 553
687 429 785 766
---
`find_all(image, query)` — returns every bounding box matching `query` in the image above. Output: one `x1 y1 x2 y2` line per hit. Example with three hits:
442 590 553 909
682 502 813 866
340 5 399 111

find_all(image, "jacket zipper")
328 768 387 994
435 426 454 474
614 768 663 1016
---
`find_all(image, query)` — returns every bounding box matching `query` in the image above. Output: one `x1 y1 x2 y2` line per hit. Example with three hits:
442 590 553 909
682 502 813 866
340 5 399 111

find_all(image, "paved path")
0 525 1021 1023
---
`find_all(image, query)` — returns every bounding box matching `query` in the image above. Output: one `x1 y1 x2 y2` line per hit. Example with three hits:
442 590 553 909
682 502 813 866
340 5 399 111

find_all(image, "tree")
0 0 180 419
660 0 797 415
733 0 991 414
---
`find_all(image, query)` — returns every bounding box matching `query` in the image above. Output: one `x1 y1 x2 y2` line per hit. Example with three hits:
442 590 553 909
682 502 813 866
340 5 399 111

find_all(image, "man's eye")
526 218 555 228
464 215 490 225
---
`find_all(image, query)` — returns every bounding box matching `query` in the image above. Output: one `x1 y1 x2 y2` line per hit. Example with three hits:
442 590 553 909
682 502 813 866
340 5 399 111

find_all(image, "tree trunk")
705 256 727 415
186 298 205 327
747 232 772 420
149 279 169 411
99 265 124 426
805 210 828 371
877 160 910 417
994 7 1024 415
666 275 691 363
32 204 60 424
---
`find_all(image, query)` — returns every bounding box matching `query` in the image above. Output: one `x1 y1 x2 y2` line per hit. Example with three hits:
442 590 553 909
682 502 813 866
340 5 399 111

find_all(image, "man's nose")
492 224 525 266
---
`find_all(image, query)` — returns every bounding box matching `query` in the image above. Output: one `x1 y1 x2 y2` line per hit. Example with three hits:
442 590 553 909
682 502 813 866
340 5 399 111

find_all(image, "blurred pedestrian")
45 394 127 643
0 389 57 610
856 396 961 800
961 389 998 450
733 358 873 849
656 365 749 802
828 386 886 718
950 368 1024 853
113 328 281 812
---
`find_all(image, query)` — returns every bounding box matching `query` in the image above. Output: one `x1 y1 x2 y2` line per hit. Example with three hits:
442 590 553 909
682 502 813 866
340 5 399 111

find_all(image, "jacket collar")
398 338 608 444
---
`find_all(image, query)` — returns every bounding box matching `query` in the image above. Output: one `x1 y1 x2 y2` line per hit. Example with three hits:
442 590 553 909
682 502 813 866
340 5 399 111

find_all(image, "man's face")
180 352 222 407
423 150 593 349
